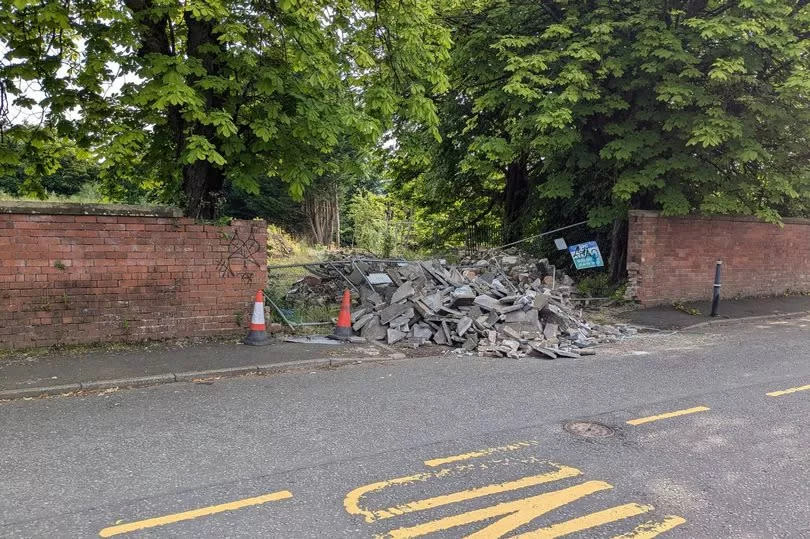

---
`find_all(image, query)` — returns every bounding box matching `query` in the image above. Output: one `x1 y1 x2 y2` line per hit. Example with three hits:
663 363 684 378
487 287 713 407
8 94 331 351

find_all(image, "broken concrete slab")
350 307 368 323
413 324 434 341
533 294 549 311
456 316 472 336
541 304 572 330
387 328 407 345
462 333 479 351
352 313 375 332
390 281 415 304
367 272 394 286
433 327 448 345
379 302 413 325
388 310 415 329
441 320 452 343
499 302 526 314
451 285 476 306
501 325 523 340
530 344 557 359
473 294 501 312
348 268 367 285
360 316 388 341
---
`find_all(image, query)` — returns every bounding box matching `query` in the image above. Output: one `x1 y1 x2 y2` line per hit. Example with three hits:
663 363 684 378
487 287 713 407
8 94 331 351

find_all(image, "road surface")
1 317 809 537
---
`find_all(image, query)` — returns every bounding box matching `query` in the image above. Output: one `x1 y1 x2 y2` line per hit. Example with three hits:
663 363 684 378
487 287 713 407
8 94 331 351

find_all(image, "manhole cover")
564 421 615 438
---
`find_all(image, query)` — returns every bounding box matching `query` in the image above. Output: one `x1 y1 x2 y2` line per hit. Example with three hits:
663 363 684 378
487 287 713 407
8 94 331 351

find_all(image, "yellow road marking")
377 465 580 522
344 459 572 523
513 503 653 538
383 480 612 539
626 406 710 426
613 515 687 538
98 490 292 537
767 384 810 397
423 441 538 467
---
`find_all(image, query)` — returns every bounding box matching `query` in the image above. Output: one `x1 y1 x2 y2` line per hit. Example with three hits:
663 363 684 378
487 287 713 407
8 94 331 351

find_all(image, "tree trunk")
183 161 224 219
181 12 225 219
303 183 338 245
608 217 628 282
503 158 530 243
334 189 341 247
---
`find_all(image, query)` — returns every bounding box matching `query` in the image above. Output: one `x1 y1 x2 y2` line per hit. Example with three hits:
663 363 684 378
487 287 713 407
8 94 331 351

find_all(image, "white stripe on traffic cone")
244 290 269 346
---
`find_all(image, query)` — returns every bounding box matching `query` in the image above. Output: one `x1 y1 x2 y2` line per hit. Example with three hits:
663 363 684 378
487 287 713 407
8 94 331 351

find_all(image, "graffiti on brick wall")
218 227 261 281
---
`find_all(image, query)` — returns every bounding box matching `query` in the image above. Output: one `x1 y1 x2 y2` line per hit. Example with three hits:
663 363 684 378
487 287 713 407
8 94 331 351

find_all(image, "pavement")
1 316 809 537
618 294 810 329
0 337 424 399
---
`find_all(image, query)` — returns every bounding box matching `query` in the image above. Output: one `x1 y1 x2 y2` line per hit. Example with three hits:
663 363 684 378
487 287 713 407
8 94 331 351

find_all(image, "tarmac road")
1 316 809 538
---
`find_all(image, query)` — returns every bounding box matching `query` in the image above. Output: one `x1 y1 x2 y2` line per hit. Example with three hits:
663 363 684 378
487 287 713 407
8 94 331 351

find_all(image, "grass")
0 183 111 204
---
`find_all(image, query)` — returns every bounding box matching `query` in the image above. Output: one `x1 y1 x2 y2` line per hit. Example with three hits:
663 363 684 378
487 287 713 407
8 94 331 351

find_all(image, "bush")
576 273 614 298
347 190 410 256
266 224 307 259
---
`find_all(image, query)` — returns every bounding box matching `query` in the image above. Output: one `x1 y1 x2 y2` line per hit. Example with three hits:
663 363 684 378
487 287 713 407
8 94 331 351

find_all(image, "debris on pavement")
280 252 637 359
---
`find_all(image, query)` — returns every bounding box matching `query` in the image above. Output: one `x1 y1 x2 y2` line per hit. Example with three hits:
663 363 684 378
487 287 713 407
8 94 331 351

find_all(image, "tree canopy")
0 0 450 216
393 0 810 252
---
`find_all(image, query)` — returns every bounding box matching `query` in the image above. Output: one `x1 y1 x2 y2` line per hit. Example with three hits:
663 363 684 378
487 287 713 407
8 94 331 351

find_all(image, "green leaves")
183 136 226 166
708 58 747 81
1 0 452 216
394 0 810 244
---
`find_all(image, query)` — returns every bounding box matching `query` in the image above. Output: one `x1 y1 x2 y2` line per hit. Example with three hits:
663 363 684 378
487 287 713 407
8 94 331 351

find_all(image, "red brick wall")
627 210 810 305
0 209 266 349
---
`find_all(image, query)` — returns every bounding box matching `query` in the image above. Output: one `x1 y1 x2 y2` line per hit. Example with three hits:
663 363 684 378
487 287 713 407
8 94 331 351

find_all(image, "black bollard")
710 261 723 317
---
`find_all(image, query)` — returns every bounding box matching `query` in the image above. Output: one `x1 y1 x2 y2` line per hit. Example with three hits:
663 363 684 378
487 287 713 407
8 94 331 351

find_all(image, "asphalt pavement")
1 317 809 537
619 294 810 329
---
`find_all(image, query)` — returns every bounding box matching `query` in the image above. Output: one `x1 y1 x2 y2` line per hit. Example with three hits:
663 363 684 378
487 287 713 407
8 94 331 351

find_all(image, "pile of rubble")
284 253 636 358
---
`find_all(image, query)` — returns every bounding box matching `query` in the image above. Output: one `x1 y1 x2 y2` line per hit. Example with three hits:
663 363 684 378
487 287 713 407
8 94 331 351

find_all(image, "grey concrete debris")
367 272 394 285
501 325 523 340
456 316 473 336
360 316 387 341
387 328 407 345
473 295 501 312
379 302 413 325
412 324 434 341
390 281 415 304
451 286 476 306
352 313 375 332
282 251 636 357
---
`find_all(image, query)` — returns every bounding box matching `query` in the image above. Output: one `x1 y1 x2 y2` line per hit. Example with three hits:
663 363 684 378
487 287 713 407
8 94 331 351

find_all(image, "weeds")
672 302 701 316
576 273 627 300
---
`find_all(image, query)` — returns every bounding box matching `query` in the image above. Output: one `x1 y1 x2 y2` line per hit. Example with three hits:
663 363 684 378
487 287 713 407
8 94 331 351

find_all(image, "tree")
394 0 810 276
346 189 412 255
0 128 100 198
0 0 451 217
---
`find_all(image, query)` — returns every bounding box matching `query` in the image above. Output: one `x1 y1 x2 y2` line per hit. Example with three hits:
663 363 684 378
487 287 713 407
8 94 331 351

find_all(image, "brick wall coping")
0 200 183 217
628 210 810 226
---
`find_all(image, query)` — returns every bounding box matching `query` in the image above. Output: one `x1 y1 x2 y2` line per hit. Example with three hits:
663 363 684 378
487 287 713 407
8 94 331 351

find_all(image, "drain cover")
564 421 615 438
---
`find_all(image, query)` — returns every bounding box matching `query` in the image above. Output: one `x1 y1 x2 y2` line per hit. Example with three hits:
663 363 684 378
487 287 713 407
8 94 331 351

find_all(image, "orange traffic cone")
331 289 352 340
244 290 270 346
